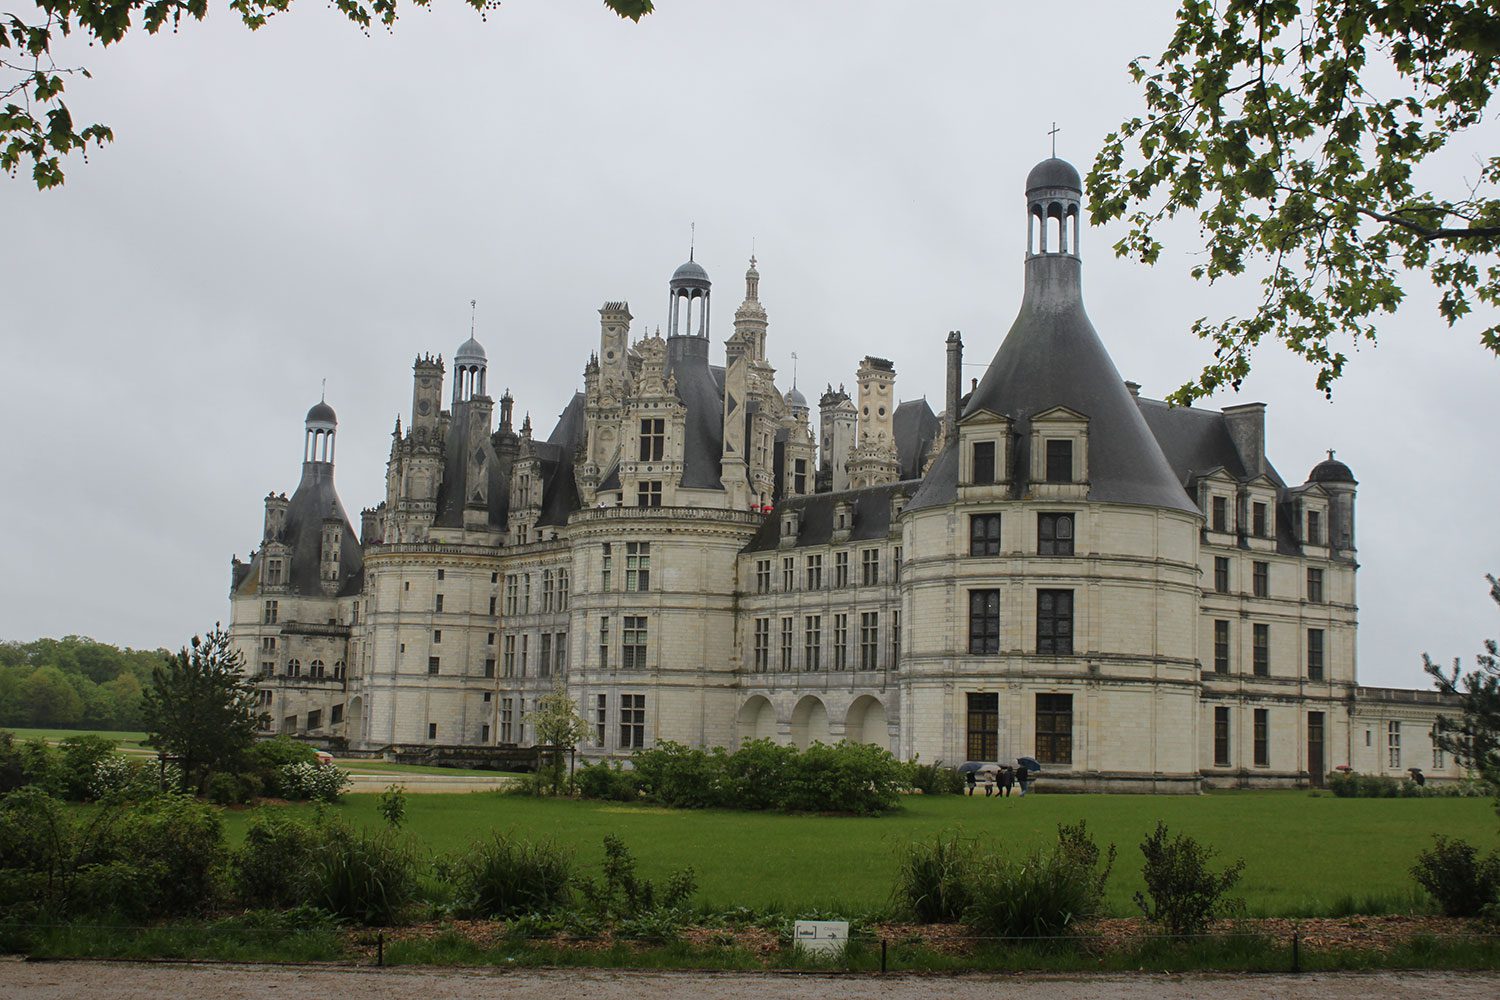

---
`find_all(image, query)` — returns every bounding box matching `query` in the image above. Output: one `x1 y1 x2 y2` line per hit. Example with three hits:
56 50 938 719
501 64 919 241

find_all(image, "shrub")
232 809 319 909
206 770 261 806
106 793 228 917
780 741 906 815
907 757 966 796
719 738 797 810
895 833 975 922
1411 835 1500 918
957 824 1115 938
575 761 640 802
1328 771 1494 798
246 736 318 796
87 754 140 800
631 740 726 808
578 834 696 925
1134 821 1245 935
377 784 407 828
452 832 574 918
1056 820 1117 908
302 822 418 926
279 761 351 802
57 735 118 800
9 737 61 796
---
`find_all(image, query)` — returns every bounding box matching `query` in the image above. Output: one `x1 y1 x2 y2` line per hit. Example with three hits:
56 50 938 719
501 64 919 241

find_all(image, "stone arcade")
229 158 1455 791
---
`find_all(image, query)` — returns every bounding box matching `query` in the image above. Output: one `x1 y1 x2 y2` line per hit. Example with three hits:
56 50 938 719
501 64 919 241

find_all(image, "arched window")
286 658 301 678
310 659 325 680
333 660 346 681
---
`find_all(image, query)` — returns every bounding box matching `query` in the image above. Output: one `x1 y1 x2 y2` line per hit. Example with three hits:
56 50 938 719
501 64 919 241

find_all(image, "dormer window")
971 441 996 484
639 418 665 462
637 481 663 507
1044 439 1073 483
1211 496 1228 533
1306 509 1322 545
1252 502 1268 538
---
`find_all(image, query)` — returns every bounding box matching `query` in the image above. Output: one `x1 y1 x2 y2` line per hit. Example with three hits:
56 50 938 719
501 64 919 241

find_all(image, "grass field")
7 727 155 751
221 789 1500 918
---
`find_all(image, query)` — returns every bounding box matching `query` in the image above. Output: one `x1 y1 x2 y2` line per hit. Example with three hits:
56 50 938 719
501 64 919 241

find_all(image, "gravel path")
4 960 1499 1000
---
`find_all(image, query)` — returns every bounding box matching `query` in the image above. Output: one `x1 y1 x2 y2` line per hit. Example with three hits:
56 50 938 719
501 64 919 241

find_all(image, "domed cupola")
304 398 337 464
668 250 712 339
453 333 488 404
786 385 808 412
1026 156 1083 258
1309 452 1357 485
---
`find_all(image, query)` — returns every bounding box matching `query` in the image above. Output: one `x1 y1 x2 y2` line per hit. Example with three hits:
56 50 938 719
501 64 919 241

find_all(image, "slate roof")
743 480 918 553
235 461 363 599
433 401 507 530
893 399 940 480
666 336 725 490
917 253 1198 515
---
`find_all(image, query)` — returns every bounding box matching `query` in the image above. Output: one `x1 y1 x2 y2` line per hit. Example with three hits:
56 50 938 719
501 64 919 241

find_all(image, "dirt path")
3 960 1498 1000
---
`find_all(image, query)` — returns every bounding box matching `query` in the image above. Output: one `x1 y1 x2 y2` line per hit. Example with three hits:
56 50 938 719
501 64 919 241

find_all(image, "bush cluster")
906 757 966 796
1134 821 1245 935
894 823 1116 936
1411 835 1500 919
1326 771 1492 798
587 739 906 815
278 761 351 803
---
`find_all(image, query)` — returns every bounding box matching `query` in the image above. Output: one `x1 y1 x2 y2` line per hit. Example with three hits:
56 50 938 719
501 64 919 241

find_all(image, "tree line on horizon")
0 636 166 731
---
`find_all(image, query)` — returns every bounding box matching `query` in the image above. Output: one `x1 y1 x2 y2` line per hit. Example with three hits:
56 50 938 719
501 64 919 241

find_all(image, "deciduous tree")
1090 1 1500 403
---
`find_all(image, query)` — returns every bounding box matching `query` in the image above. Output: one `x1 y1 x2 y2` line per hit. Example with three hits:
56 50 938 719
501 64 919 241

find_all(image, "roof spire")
791 351 798 389
470 298 477 338
321 378 326 402
690 221 695 261
1048 121 1060 157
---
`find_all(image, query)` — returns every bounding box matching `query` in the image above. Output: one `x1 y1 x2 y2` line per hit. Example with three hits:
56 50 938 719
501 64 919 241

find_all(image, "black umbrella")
957 761 988 774
1017 756 1042 773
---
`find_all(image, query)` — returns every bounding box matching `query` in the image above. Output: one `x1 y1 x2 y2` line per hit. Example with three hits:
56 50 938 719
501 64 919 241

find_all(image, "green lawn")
223 790 1500 917
6 727 153 751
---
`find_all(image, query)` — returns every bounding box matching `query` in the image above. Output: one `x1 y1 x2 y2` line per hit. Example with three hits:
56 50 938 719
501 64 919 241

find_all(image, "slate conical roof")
956 250 1196 513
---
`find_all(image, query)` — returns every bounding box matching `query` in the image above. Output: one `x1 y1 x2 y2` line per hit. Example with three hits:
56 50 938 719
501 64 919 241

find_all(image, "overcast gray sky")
2 1 1496 689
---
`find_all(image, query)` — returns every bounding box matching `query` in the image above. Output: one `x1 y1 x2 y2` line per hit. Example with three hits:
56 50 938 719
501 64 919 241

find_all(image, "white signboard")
793 919 849 956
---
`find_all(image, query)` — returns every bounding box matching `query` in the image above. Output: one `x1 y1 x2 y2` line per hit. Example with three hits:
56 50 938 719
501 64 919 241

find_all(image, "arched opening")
736 695 777 744
845 695 889 749
789 695 829 749
348 695 364 744
1047 202 1065 254
1068 205 1080 256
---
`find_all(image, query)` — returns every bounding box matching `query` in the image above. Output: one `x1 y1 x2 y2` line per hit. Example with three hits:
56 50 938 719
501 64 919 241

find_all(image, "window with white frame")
622 617 647 670
804 615 821 671
620 694 645 749
805 554 823 589
753 618 770 672
755 559 771 594
859 612 879 669
625 542 651 592
780 616 794 671
833 613 849 669
1387 720 1402 768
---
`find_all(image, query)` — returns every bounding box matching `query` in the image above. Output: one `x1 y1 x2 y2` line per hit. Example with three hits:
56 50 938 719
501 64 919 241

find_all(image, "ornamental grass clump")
961 823 1115 938
302 822 417 926
452 832 574 919
894 833 975 923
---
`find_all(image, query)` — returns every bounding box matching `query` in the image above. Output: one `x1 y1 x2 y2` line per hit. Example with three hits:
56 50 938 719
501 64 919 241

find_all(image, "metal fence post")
880 937 887 973
1291 928 1301 974
377 930 385 967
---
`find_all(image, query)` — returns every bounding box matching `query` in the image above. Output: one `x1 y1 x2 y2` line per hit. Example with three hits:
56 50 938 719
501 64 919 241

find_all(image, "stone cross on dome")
1049 122 1060 157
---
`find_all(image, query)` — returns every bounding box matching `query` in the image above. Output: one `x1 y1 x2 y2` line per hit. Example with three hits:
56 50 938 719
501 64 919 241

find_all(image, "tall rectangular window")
1211 495 1228 532
637 481 663 507
1213 619 1230 673
859 612 880 669
894 546 903 583
620 694 645 750
1307 567 1324 603
1036 693 1073 765
1254 708 1269 766
601 544 612 591
780 617 794 671
1214 556 1230 593
542 570 554 613
539 634 552 677
971 441 996 485
793 457 807 494
861 549 880 586
1214 706 1231 766
1432 727 1445 769
969 589 1000 654
804 615 821 671
834 551 850 588
263 600 278 624
523 574 532 612
753 618 770 672
503 635 516 677
505 574 519 614
1038 512 1074 555
891 609 901 668
755 559 771 594
1037 589 1074 655
594 694 607 747
485 657 496 678
1252 561 1269 597
805 554 823 590
1252 501 1268 537
625 542 651 592
500 698 514 743
1387 720 1402 768
554 632 566 674
520 634 528 676
598 616 610 670
622 616 647 670
1306 509 1322 545
782 556 796 591
1044 439 1073 483
557 568 569 611
970 513 1001 556
435 593 444 613
833 613 849 669
1307 628 1325 680
966 692 999 761
1253 623 1269 676
639 417 665 461
428 656 440 675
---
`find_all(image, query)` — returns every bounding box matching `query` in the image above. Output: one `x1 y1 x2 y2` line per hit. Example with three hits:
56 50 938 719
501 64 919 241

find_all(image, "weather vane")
1049 122 1060 157
470 298 477 337
791 351 799 388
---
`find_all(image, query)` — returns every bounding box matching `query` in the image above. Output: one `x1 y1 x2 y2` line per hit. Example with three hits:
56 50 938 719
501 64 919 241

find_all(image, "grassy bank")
206 789 1499 917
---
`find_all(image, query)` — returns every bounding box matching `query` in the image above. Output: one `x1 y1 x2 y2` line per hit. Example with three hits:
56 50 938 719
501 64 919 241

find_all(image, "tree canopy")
141 623 262 792
0 635 161 729
1426 574 1500 786
2 0 653 188
1089 1 1500 403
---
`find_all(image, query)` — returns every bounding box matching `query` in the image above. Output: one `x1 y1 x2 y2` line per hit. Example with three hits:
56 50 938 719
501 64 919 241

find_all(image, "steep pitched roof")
743 481 916 552
235 462 363 598
666 336 725 490
893 399 941 480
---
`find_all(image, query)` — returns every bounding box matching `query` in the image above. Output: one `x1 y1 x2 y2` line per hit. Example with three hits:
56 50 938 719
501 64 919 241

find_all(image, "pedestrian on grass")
1016 765 1031 797
965 769 977 796
998 765 1014 797
982 774 995 797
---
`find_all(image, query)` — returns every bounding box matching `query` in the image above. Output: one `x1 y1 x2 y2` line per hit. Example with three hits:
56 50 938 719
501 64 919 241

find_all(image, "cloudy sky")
2 1 1495 688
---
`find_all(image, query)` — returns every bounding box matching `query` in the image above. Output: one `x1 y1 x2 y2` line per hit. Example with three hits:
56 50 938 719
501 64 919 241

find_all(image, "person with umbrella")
998 764 1015 797
957 760 984 796
1016 757 1041 796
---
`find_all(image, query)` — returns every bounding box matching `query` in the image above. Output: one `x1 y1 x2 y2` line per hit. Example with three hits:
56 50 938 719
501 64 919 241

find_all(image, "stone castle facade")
228 158 1458 790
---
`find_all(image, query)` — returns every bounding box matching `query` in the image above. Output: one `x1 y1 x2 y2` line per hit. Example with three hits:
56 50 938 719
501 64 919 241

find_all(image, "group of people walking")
965 765 1030 797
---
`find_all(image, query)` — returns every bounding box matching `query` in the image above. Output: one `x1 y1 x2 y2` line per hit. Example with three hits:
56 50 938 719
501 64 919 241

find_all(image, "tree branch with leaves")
1090 1 1500 404
1425 574 1500 788
2 0 652 188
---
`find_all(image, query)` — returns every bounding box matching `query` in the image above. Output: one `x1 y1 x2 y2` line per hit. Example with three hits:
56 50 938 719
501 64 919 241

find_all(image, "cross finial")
320 378 326 402
791 351 799 389
1048 121 1060 157
1327 448 1336 461
470 298 477 337
690 221 695 261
